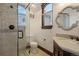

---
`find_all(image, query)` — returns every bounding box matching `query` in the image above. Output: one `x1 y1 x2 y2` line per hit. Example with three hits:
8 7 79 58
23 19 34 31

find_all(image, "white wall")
29 4 53 53
24 3 79 53
25 3 79 53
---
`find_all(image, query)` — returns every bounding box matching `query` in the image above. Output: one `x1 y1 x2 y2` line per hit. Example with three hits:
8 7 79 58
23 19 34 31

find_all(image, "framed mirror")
41 3 53 29
56 6 79 30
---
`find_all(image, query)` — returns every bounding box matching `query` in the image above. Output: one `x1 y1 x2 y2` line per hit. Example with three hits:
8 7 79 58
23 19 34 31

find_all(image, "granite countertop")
53 37 79 55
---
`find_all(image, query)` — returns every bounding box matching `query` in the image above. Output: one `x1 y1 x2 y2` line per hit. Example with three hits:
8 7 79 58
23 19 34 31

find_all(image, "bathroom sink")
53 37 79 55
54 37 78 44
53 37 68 40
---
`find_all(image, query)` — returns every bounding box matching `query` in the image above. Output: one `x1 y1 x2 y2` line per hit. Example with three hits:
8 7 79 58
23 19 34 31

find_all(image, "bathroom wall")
0 3 17 55
53 3 79 38
29 4 53 53
25 3 79 53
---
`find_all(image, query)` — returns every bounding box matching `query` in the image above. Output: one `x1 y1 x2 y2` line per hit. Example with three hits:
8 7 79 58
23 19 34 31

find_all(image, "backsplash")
56 33 79 41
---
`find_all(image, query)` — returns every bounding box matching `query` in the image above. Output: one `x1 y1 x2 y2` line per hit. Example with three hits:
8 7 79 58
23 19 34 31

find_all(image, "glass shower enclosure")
0 3 30 56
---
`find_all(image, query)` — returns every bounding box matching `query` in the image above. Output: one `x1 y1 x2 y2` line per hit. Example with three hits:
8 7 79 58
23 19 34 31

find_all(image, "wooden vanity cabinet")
53 41 63 56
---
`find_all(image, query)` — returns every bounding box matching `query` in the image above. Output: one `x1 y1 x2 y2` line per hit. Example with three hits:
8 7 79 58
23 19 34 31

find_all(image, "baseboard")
38 45 53 56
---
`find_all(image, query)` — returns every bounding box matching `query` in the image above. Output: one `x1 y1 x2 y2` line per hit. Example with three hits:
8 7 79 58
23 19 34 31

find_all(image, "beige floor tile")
19 48 49 56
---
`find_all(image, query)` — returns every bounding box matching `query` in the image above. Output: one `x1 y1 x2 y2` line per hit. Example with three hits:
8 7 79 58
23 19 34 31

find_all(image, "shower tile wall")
0 4 17 56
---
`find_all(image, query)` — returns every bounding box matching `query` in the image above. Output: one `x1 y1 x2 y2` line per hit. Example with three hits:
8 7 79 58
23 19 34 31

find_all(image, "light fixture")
31 4 36 8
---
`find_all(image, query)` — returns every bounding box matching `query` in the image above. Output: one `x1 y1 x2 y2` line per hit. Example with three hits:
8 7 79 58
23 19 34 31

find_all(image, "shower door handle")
18 30 23 39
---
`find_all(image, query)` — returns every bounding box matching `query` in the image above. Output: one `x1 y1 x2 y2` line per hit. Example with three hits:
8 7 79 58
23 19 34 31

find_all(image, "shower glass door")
0 3 30 56
18 3 30 56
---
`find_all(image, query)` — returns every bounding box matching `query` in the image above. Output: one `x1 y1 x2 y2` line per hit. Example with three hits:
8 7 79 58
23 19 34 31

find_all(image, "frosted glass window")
44 4 52 13
18 5 26 14
44 4 52 26
18 5 26 26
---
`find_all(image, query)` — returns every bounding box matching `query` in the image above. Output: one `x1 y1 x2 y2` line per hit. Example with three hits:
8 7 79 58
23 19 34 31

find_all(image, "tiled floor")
19 48 49 56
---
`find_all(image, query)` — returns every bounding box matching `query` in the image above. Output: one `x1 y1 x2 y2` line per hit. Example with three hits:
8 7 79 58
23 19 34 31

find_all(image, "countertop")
53 37 79 55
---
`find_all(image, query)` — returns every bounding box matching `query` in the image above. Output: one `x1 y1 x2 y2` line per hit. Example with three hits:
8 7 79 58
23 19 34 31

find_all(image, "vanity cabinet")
53 41 76 56
53 41 63 56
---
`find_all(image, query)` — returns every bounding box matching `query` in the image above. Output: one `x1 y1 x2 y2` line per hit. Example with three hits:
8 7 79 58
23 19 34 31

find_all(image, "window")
44 4 52 13
18 5 26 27
41 3 53 29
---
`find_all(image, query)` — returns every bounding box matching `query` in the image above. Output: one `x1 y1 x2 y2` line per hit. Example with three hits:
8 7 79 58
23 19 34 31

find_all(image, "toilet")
30 35 38 54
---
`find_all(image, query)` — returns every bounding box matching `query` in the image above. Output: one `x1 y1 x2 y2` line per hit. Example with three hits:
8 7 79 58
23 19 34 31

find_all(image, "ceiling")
18 3 29 8
30 3 42 12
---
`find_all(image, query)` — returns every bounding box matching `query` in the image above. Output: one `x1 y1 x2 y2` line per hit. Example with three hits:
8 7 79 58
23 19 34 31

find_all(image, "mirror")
56 6 79 30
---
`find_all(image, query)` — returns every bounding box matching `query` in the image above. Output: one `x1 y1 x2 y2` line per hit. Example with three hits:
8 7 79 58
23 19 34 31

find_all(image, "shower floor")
19 48 49 56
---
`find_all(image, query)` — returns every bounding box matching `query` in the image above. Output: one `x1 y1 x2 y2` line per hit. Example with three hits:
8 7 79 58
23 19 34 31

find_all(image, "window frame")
41 3 53 29
18 5 26 27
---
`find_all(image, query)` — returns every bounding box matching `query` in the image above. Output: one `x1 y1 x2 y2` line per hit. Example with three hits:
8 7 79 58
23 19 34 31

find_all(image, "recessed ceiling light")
31 4 36 8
